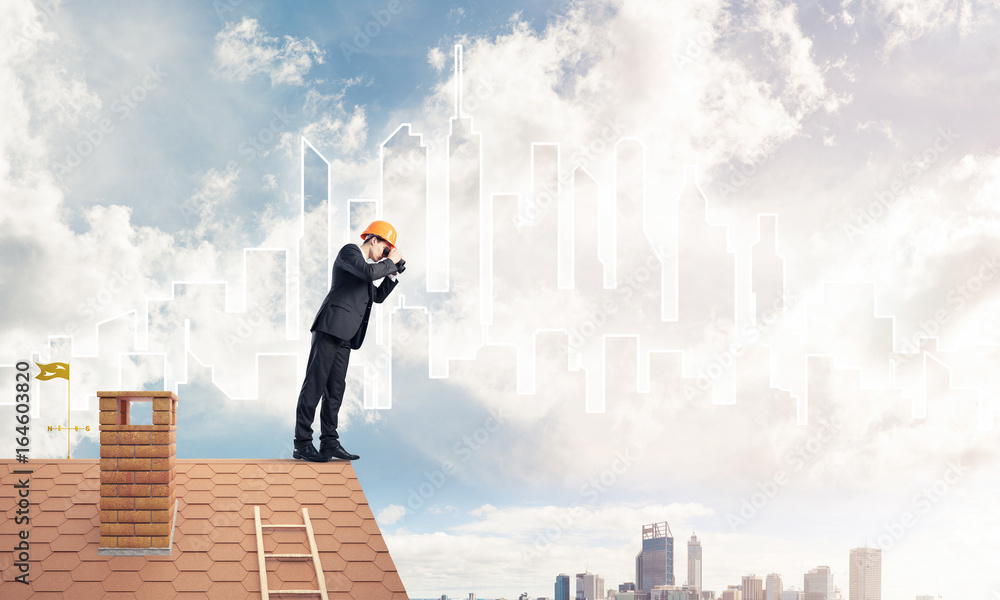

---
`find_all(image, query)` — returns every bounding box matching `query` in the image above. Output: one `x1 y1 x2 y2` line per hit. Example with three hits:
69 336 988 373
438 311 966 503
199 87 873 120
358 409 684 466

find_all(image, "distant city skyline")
521 530 899 600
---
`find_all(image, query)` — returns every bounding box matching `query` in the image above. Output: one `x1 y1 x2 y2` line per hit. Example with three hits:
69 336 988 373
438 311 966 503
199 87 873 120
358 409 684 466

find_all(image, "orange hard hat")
361 220 397 247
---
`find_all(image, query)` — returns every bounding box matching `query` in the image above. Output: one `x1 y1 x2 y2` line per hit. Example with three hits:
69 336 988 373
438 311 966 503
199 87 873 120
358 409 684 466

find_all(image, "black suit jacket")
309 243 400 349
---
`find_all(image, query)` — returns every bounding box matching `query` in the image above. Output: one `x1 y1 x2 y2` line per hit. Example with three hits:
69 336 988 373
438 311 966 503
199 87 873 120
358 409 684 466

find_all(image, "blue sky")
3 0 1000 598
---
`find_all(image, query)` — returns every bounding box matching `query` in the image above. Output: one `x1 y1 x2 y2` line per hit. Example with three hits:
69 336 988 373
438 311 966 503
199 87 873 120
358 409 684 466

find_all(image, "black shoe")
293 444 329 463
320 443 360 461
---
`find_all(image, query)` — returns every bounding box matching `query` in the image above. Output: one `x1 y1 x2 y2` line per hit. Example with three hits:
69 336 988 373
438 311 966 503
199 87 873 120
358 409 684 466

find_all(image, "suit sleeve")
337 244 399 282
374 276 399 303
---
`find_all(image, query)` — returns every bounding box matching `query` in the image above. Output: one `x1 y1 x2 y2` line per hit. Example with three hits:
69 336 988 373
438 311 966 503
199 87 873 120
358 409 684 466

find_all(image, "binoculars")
382 246 406 273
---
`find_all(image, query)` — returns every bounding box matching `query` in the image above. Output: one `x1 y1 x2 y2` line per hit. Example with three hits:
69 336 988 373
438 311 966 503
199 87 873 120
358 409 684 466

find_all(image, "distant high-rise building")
780 590 804 600
621 583 637 592
688 533 703 592
742 575 763 600
849 548 881 600
556 574 571 600
915 596 935 600
469 594 475 600
577 572 605 600
722 586 743 600
804 567 835 600
637 522 674 591
765 574 783 600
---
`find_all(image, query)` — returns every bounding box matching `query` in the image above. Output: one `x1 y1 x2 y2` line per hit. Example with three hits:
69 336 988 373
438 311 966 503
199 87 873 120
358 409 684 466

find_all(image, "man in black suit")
293 220 403 462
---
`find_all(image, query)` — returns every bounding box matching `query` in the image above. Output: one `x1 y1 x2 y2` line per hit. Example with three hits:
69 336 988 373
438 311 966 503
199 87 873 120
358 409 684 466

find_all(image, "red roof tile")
206 561 245 581
0 460 407 600
172 570 212 592
31 570 75 592
135 580 177 597
352 580 398 600
103 570 144 592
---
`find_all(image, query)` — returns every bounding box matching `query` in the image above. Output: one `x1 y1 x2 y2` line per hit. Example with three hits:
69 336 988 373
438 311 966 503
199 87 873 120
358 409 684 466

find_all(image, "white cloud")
869 0 1000 53
857 119 897 146
275 80 370 159
177 162 246 245
261 173 277 191
427 46 446 72
213 17 324 86
378 503 407 525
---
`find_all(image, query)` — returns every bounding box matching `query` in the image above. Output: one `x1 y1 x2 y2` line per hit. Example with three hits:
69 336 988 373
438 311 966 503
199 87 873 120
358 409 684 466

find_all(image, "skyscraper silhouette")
555 573 571 600
687 532 702 592
849 548 881 600
637 521 674 591
804 566 835 600
743 574 764 600
766 573 784 600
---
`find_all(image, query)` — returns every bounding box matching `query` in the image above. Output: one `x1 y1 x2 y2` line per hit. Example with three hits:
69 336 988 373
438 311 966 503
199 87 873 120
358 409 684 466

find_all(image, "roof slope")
0 459 407 599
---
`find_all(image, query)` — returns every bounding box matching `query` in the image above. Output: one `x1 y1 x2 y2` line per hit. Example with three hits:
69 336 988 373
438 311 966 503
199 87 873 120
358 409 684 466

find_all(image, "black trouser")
294 330 352 448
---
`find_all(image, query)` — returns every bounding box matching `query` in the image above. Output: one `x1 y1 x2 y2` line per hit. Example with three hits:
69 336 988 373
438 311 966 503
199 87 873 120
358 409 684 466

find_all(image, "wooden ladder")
254 506 329 600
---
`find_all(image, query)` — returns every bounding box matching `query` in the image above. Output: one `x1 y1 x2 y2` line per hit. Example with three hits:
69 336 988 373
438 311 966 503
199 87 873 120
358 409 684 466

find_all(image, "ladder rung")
255 505 329 600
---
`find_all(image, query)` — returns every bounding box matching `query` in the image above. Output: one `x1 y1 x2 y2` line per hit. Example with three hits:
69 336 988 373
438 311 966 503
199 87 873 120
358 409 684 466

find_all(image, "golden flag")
36 362 70 381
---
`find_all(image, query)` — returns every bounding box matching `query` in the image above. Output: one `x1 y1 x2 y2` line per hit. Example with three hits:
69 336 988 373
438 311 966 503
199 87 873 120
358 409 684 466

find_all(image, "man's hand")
388 247 402 264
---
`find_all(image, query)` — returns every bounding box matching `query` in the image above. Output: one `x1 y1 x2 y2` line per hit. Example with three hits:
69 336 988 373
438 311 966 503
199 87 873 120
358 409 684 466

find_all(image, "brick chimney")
97 391 178 554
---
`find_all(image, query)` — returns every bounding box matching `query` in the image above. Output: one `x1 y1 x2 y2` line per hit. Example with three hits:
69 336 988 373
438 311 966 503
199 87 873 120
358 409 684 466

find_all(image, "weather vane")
35 362 74 459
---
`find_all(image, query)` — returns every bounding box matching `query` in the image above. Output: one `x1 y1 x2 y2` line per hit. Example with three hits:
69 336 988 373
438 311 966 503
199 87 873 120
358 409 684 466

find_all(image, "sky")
2 0 1000 598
